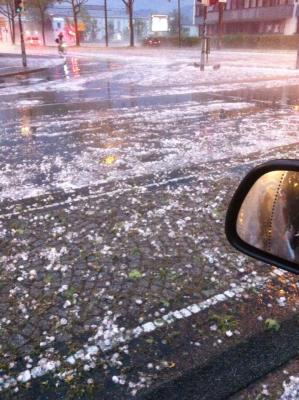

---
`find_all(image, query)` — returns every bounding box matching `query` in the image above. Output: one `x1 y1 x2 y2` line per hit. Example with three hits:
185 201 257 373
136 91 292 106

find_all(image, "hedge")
150 36 201 47
150 34 299 49
220 34 299 49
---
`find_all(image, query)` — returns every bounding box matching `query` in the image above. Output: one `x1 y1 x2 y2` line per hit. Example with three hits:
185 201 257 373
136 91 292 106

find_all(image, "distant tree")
135 18 146 40
27 0 54 45
58 0 88 46
0 0 16 44
169 10 179 34
79 6 99 42
108 21 114 36
87 19 99 42
121 0 134 47
169 9 188 35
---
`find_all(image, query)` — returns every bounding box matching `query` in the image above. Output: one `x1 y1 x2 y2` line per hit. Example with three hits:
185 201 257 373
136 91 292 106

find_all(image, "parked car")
226 159 299 274
143 37 161 47
26 36 41 46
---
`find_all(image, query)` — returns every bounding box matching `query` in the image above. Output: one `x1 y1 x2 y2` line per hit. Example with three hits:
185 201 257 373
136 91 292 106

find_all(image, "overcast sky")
87 0 194 13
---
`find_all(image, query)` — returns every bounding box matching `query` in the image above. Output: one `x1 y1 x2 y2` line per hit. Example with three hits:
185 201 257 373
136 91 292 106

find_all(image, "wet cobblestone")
0 141 298 398
1 50 299 397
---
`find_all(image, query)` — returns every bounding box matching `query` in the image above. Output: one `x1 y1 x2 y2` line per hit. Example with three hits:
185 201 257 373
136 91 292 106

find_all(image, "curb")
0 52 59 59
139 316 299 400
0 66 48 78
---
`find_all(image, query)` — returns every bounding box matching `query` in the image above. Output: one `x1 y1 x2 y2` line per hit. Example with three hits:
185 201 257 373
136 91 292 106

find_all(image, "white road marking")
0 271 276 392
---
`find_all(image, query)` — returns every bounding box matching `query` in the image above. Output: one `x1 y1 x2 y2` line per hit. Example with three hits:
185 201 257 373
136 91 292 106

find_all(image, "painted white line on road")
0 174 198 219
0 270 277 392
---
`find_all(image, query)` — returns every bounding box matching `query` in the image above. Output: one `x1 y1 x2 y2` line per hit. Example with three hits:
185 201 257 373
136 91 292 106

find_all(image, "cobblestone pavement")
1 50 299 398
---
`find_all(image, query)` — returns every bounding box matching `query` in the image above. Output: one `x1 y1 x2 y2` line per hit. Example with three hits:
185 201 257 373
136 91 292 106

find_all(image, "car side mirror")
225 160 299 275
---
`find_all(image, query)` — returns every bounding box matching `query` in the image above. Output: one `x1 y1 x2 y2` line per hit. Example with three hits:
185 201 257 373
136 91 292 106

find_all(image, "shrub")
220 34 299 50
143 34 299 49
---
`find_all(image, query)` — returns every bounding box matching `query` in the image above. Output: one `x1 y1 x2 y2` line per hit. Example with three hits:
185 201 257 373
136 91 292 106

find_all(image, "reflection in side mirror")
226 161 299 274
237 170 299 263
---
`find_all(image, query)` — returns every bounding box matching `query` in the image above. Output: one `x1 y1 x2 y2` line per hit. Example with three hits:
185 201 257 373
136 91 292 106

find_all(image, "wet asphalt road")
1 51 299 398
1 54 299 202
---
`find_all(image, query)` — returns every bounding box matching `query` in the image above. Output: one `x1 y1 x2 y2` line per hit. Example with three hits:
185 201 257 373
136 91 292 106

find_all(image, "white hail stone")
187 304 201 314
63 300 72 308
173 310 184 319
215 294 226 302
132 326 143 337
66 356 76 365
142 322 156 333
224 290 235 298
86 346 99 356
17 370 31 383
180 308 192 317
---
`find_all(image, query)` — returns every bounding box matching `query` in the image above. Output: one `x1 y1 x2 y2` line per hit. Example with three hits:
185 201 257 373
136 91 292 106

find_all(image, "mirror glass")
237 170 299 265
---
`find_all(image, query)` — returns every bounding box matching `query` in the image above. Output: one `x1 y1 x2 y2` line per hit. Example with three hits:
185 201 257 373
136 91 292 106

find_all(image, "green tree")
0 0 16 44
27 0 54 45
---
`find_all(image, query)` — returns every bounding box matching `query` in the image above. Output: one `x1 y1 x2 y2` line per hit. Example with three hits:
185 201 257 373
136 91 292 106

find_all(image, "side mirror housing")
225 160 299 275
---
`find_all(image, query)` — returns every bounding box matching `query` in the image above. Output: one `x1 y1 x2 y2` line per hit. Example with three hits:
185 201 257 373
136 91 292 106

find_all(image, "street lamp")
217 0 226 49
104 0 108 47
168 0 181 47
178 0 181 47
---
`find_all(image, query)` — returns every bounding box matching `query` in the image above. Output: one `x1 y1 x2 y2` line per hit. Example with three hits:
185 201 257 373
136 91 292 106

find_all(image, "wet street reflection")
1 56 299 202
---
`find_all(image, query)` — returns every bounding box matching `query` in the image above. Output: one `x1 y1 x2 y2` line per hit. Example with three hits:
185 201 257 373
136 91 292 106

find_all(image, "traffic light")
15 0 23 14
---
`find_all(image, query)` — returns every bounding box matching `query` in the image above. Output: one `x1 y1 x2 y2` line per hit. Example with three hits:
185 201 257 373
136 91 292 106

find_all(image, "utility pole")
200 4 207 71
218 0 224 49
104 0 108 47
15 0 27 67
178 0 181 47
18 14 27 67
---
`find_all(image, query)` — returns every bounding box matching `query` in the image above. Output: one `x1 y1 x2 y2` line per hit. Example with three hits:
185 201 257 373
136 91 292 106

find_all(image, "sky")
88 0 194 14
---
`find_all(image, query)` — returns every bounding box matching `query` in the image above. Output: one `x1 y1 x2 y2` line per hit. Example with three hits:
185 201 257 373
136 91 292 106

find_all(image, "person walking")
56 32 66 57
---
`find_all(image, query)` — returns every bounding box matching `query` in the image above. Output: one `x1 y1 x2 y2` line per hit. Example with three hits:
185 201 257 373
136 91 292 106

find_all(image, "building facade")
194 0 299 35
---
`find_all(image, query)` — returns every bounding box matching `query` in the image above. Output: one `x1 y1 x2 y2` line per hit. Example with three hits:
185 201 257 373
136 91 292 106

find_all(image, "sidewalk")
0 51 64 78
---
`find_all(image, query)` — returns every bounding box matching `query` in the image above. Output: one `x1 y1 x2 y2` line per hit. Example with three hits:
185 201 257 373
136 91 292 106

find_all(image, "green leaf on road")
128 269 142 280
265 318 280 331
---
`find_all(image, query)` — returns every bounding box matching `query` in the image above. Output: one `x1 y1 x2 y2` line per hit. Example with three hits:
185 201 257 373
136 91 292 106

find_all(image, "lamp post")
104 0 108 47
218 0 224 49
200 4 207 71
178 0 181 47
18 13 27 67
